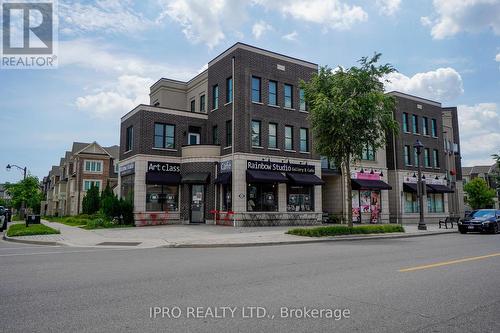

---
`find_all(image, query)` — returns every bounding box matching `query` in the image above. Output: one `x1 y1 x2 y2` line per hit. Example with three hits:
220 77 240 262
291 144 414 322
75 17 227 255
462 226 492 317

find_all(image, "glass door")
190 184 205 223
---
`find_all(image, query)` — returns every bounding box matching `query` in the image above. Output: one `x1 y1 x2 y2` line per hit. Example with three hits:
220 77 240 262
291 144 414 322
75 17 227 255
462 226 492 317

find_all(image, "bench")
439 216 459 229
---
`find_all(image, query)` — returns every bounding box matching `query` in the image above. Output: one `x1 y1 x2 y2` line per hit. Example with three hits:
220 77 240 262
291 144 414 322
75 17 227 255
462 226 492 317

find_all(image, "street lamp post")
413 140 427 230
6 164 28 218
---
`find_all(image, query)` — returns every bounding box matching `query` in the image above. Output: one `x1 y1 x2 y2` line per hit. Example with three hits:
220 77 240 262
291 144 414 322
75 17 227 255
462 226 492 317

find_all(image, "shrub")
7 224 60 237
82 185 100 214
287 224 404 237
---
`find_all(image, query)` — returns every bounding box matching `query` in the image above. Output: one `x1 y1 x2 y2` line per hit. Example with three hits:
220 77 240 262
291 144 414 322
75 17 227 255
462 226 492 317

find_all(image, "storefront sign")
219 160 232 173
351 171 381 180
404 176 445 185
247 160 315 174
148 161 180 173
120 162 135 176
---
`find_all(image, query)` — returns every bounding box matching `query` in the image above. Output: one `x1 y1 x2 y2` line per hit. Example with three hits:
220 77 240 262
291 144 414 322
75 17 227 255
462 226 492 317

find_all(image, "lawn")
45 216 90 226
44 215 134 230
287 224 405 237
7 223 60 237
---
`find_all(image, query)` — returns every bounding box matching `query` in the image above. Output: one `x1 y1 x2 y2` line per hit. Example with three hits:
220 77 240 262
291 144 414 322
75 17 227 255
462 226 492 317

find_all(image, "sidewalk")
2 220 458 248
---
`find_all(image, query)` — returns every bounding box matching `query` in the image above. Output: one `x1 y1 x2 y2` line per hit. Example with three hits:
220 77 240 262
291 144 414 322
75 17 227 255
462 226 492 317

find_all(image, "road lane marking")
399 252 500 272
0 246 61 250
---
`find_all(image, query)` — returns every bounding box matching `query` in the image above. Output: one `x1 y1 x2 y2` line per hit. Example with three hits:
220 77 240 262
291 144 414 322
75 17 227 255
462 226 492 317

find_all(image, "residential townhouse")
462 164 500 210
41 142 119 216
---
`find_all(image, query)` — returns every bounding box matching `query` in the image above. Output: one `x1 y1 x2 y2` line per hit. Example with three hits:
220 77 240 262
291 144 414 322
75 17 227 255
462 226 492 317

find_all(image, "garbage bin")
26 214 41 227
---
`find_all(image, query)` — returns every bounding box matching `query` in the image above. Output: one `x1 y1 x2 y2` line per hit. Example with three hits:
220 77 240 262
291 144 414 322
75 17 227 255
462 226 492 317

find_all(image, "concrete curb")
3 229 458 248
162 229 458 248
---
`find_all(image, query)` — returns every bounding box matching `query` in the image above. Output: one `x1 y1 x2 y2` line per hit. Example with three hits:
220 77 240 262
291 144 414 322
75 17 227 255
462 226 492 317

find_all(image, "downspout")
231 56 236 227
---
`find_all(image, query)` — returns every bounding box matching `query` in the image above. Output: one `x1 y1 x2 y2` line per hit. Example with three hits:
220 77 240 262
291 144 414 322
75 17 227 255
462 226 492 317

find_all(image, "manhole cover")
96 242 141 246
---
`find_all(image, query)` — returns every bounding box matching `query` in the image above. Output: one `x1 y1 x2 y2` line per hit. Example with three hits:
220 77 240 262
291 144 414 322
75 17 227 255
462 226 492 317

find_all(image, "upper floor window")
226 77 233 103
284 84 293 108
251 76 261 103
361 145 375 161
268 80 277 106
188 126 201 145
285 125 294 150
422 117 429 135
404 145 411 166
212 85 219 110
84 160 102 173
190 99 195 112
114 162 119 174
199 95 205 112
433 149 440 168
269 123 277 148
212 125 219 145
154 123 175 149
431 118 437 137
402 113 409 132
414 147 419 167
424 148 431 167
251 120 262 147
84 180 100 191
299 88 306 111
412 114 419 134
225 120 232 147
126 126 133 151
299 128 309 152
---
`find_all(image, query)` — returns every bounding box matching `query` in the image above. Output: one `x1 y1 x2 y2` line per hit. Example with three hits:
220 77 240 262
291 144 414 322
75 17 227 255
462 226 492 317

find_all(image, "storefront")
351 171 392 223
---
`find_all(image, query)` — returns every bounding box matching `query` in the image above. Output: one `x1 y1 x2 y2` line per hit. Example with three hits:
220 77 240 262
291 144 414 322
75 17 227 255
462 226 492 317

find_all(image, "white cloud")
282 31 299 41
256 0 368 30
75 75 154 119
458 103 500 165
157 0 248 48
59 0 153 34
422 0 500 39
384 67 464 102
496 53 500 61
376 0 401 16
252 20 272 39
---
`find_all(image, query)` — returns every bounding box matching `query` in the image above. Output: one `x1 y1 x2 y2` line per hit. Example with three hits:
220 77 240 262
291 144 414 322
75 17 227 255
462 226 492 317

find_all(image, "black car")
458 209 500 234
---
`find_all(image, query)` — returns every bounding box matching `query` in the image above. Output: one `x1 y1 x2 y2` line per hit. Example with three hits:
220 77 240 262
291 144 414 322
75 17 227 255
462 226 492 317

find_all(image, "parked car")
458 209 500 234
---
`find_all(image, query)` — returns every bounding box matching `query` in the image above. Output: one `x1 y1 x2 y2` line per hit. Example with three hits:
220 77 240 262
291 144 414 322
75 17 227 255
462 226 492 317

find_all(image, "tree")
82 184 100 214
4 176 43 214
463 178 496 209
302 53 399 227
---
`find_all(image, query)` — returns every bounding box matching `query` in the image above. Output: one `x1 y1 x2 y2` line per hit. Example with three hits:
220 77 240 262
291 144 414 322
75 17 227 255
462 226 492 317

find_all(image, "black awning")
403 183 418 193
287 172 325 185
214 172 232 184
246 170 288 183
427 184 454 193
181 172 210 184
146 171 181 185
351 179 392 190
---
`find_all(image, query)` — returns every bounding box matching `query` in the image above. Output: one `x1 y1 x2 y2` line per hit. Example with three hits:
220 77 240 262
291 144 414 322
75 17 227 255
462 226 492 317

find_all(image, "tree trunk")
341 160 353 228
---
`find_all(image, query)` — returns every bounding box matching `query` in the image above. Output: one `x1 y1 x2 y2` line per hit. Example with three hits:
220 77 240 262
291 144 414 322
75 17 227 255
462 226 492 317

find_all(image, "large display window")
404 192 420 213
287 185 314 212
146 184 179 212
247 183 278 212
352 190 381 223
120 174 134 202
222 184 232 211
427 193 444 213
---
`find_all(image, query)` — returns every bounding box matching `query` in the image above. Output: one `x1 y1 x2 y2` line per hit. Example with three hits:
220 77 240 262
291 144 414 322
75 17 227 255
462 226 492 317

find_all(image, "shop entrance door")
190 184 205 223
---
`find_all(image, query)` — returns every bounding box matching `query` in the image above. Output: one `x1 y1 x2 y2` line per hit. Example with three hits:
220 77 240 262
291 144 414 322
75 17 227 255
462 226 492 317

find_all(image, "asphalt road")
1 232 500 333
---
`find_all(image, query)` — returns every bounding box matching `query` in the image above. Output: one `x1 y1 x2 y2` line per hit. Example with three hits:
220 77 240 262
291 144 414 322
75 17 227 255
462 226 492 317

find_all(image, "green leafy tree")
82 184 100 214
4 176 43 214
463 177 496 209
302 53 399 226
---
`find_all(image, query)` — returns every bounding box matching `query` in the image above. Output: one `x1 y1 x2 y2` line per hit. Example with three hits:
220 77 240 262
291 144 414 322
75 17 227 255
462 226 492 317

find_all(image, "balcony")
182 144 220 158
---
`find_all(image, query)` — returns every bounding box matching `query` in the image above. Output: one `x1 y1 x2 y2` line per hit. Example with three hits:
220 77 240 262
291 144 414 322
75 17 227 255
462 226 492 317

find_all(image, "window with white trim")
84 160 103 173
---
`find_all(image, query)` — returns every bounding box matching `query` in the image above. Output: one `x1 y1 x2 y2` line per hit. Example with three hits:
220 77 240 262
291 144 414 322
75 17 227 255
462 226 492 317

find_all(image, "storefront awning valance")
246 170 288 183
427 184 454 193
181 172 210 184
214 172 232 184
146 171 181 185
351 179 392 190
403 183 418 193
287 172 325 185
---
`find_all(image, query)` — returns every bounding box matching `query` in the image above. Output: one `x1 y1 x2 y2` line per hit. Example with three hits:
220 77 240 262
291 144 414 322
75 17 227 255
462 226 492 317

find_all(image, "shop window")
284 84 293 108
287 185 313 212
268 80 277 106
247 183 278 212
120 174 135 202
404 192 419 213
146 184 179 212
352 190 382 223
222 184 232 211
427 193 444 213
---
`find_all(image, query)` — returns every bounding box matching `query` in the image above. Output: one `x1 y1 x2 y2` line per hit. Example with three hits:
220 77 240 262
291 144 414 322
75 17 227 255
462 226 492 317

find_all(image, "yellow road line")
399 252 500 272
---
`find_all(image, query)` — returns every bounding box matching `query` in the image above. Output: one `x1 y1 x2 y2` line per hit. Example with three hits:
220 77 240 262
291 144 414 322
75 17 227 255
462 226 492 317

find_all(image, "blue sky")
1 0 499 183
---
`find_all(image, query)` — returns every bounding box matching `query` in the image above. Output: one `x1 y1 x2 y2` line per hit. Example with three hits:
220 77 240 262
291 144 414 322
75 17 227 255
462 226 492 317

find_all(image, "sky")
0 0 499 184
